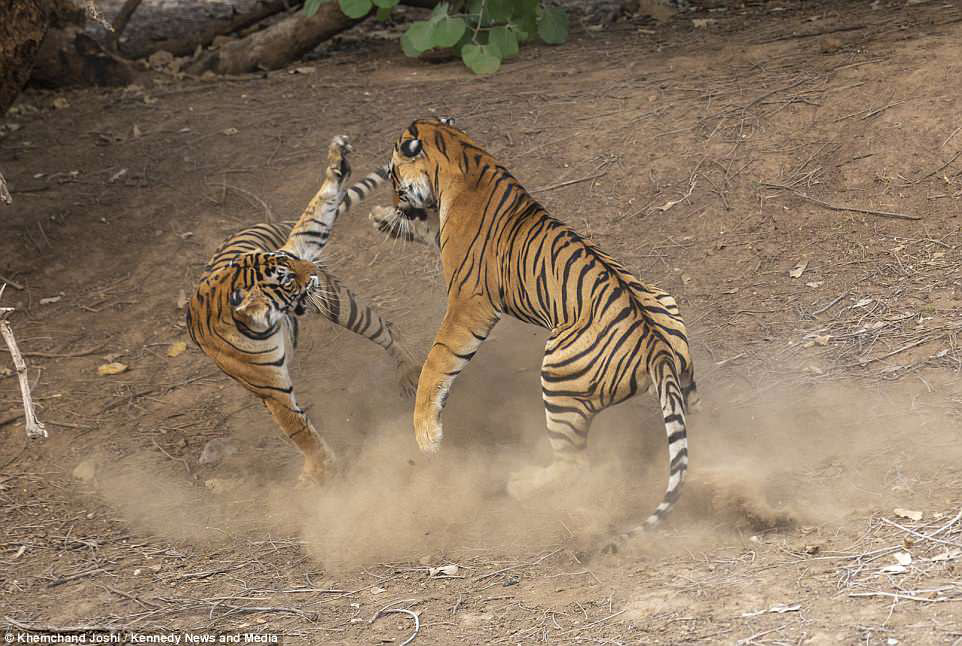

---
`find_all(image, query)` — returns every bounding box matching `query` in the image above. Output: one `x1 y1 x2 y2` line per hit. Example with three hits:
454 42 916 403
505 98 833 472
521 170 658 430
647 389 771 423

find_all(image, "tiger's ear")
438 116 455 126
232 285 270 321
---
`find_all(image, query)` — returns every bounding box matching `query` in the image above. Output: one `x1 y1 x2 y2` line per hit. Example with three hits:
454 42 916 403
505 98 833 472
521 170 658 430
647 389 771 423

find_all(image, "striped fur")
388 119 697 547
186 136 419 487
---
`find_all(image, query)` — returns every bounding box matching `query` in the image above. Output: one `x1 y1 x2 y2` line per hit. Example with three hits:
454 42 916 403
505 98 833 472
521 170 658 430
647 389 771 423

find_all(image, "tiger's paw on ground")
505 461 587 501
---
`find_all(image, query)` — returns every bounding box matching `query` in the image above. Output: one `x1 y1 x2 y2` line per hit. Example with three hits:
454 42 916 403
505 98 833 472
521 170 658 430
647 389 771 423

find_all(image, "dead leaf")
854 297 874 308
789 261 808 279
814 334 831 346
370 586 386 595
692 18 715 28
167 341 187 358
806 281 824 288
291 66 316 74
894 508 923 521
176 290 188 309
429 564 459 577
223 127 239 136
39 295 62 305
132 124 143 138
109 168 128 183
880 564 907 575
52 97 70 110
928 549 962 562
894 551 913 566
97 362 128 376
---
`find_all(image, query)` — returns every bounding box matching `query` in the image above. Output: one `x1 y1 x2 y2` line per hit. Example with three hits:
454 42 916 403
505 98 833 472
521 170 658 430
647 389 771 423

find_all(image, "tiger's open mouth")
397 204 430 221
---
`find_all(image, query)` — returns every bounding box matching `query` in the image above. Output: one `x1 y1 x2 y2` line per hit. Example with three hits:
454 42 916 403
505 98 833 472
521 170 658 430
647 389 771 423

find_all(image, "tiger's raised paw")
369 205 397 235
320 135 353 199
397 363 420 399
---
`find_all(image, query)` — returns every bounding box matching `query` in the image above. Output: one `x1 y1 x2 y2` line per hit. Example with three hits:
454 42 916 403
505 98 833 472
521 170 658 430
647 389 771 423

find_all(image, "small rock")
204 477 242 495
198 438 238 466
820 35 844 52
72 460 96 482
147 50 174 69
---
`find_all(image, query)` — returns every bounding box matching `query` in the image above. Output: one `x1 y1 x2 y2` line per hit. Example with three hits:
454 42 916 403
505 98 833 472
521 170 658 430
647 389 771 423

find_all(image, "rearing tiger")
382 118 697 547
187 136 420 487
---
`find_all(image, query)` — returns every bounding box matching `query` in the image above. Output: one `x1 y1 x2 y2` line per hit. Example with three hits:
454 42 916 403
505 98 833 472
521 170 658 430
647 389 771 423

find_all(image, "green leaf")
372 0 398 7
537 5 568 45
506 21 528 42
302 0 329 17
462 42 501 75
486 0 514 22
375 5 393 20
511 0 538 42
404 20 435 52
431 1 450 20
488 25 518 58
339 0 372 18
401 31 421 57
432 16 466 47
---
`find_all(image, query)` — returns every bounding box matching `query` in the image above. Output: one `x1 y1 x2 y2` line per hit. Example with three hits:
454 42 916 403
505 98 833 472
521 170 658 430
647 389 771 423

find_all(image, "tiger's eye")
229 289 243 306
400 138 422 158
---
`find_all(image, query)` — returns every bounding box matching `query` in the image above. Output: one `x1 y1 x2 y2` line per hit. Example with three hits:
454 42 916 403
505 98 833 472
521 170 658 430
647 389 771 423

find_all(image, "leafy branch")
303 0 568 74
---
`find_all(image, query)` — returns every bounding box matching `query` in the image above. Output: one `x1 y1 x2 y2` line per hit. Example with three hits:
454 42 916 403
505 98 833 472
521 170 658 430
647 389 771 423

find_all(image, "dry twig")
762 182 920 221
530 172 607 194
0 285 47 439
0 171 11 205
369 604 421 646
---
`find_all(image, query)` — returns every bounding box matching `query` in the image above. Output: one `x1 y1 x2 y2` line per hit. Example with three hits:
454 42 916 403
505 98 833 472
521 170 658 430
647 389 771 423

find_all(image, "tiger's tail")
604 346 689 551
644 347 689 528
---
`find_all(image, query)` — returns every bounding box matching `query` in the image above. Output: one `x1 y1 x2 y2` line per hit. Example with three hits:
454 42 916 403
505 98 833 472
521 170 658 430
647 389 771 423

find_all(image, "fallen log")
121 0 293 60
188 1 366 75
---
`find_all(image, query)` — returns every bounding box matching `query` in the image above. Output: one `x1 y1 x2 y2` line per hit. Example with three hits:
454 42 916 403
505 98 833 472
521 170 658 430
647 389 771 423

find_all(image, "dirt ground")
3 0 962 643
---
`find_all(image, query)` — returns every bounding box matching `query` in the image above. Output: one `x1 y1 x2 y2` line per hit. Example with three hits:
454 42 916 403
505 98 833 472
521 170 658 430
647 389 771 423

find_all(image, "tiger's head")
390 116 482 214
227 251 322 329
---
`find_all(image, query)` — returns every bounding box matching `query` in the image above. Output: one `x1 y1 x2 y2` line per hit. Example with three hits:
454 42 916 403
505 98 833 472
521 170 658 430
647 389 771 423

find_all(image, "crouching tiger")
186 136 420 487
379 118 698 548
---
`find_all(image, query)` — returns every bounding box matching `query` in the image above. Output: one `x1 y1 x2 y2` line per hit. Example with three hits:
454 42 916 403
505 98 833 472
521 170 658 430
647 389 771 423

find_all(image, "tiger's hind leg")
506 393 595 500
507 336 600 500
261 394 336 488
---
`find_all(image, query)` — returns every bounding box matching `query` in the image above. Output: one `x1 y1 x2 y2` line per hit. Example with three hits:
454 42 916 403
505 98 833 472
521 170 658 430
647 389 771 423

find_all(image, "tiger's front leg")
314 270 423 397
414 305 498 453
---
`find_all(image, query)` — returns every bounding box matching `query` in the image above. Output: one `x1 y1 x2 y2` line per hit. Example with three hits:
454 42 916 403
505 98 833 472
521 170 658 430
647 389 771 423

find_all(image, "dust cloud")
92 327 962 566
